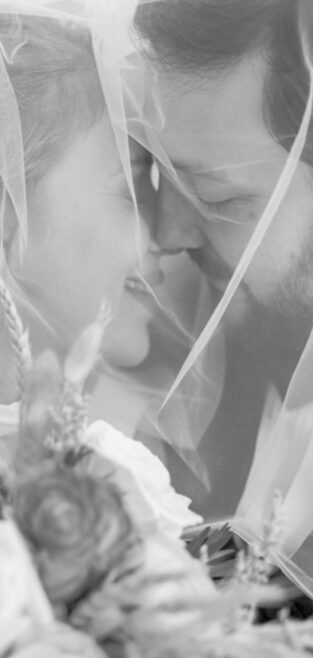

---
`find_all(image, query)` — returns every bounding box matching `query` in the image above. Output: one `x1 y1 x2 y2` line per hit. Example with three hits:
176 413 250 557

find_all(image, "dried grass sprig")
44 381 89 465
0 276 32 395
45 301 112 464
230 491 285 628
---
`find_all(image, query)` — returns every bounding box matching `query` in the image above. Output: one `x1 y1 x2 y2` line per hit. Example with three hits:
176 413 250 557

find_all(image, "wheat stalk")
0 277 32 395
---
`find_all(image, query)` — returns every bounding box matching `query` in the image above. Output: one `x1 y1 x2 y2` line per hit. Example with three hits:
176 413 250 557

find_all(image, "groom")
134 0 313 515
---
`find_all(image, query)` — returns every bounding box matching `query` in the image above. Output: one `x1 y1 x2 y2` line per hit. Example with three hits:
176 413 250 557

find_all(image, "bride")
0 4 162 416
0 1 207 543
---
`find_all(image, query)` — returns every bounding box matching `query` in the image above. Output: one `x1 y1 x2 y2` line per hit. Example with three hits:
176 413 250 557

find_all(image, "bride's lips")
125 278 147 293
125 268 164 293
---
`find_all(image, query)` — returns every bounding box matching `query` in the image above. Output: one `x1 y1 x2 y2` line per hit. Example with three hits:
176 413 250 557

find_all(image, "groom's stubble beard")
207 251 313 397
185 218 313 394
189 245 306 389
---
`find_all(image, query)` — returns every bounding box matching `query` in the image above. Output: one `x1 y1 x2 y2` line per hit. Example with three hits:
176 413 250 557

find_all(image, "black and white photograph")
1 1 313 656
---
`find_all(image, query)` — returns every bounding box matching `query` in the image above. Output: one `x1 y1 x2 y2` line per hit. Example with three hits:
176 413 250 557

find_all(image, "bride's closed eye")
104 154 153 204
203 196 248 211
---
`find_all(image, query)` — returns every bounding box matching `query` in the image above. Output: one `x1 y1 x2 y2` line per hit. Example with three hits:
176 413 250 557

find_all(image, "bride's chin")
104 322 150 369
105 328 150 368
103 287 152 368
105 314 150 368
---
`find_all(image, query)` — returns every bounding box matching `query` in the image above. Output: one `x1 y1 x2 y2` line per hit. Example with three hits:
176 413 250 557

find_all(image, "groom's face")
152 55 313 380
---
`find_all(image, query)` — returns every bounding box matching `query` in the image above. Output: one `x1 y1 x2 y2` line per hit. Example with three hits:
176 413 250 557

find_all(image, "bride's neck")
88 370 149 437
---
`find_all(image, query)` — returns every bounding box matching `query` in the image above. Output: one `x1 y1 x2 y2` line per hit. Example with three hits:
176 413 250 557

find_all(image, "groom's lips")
188 247 231 288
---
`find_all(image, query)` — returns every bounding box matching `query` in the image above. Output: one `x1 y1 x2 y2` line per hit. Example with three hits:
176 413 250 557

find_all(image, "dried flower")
15 351 62 476
13 464 133 607
45 381 89 464
70 529 218 658
16 348 89 468
70 534 143 641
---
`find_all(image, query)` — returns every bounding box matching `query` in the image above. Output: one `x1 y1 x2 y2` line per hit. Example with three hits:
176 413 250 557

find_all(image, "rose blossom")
13 463 133 606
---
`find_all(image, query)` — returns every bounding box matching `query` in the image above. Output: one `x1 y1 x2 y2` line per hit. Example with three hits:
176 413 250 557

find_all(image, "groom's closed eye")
191 189 267 227
200 197 255 220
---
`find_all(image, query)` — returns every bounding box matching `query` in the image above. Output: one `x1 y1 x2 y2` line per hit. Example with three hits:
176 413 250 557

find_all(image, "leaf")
187 523 232 558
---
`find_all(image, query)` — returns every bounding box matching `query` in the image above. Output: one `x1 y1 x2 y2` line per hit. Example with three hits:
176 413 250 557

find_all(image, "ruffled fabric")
84 420 203 538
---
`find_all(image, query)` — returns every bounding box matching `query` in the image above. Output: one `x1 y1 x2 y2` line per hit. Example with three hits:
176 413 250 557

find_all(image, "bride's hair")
0 14 105 184
134 0 313 165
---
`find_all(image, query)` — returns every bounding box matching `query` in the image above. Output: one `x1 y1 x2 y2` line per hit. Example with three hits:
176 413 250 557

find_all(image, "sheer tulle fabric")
132 0 313 598
1 0 313 599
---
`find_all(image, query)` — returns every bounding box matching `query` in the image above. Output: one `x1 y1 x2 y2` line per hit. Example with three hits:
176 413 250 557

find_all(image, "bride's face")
9 114 158 367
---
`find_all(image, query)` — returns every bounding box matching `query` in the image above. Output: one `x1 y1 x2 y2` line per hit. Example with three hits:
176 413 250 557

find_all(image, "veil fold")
132 0 313 598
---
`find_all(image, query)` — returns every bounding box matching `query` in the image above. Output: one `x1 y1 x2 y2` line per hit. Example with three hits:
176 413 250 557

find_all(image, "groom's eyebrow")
170 155 274 179
169 159 265 195
170 159 223 177
170 159 239 185
170 161 247 194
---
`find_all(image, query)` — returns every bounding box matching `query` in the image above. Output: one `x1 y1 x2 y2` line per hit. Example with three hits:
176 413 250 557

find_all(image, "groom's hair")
134 0 313 165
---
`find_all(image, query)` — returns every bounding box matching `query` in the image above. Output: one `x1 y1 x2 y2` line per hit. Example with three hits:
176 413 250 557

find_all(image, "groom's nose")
154 176 206 251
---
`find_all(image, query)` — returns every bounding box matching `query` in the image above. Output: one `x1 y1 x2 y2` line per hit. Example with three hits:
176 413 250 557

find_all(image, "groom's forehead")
154 58 264 136
151 57 284 185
